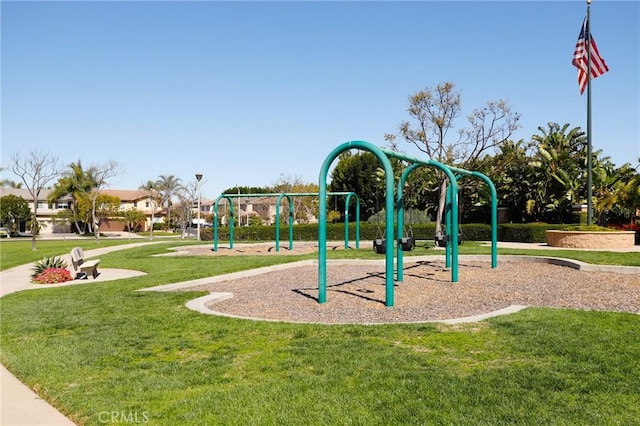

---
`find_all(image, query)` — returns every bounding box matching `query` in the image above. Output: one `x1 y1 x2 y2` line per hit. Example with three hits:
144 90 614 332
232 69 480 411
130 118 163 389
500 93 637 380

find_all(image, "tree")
139 180 162 239
11 150 62 250
52 160 122 243
623 160 640 222
50 208 74 240
592 157 639 225
248 213 263 226
328 151 386 222
174 182 197 238
0 167 22 188
0 194 31 234
385 82 520 234
78 193 121 234
479 139 535 223
49 160 95 235
617 163 640 225
527 123 586 222
271 174 319 224
156 175 183 231
327 210 341 224
84 161 122 243
120 208 146 238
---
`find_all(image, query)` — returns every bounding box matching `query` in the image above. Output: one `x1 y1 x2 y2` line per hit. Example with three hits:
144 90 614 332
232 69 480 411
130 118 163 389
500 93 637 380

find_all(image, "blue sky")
2 0 638 200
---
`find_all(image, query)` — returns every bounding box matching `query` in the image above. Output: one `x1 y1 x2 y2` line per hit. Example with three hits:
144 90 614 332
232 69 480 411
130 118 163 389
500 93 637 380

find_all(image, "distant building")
1 188 320 235
100 189 163 232
0 188 163 234
0 188 73 234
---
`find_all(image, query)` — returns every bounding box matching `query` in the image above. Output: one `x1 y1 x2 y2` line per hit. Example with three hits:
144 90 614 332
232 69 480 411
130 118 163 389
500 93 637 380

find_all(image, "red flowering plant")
607 222 640 245
31 256 73 284
32 268 73 284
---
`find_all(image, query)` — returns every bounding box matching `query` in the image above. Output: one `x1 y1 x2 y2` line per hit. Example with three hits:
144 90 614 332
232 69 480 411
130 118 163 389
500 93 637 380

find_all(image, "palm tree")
528 123 587 222
49 159 121 243
49 160 96 234
0 167 22 188
594 157 640 225
155 175 183 231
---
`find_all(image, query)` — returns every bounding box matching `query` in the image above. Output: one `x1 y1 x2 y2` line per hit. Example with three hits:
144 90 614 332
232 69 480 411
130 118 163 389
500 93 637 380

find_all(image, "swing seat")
398 236 415 251
434 234 449 247
373 238 386 254
435 232 463 247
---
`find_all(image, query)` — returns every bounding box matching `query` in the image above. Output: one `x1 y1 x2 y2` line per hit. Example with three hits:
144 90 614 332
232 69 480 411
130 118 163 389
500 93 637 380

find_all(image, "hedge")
199 222 574 244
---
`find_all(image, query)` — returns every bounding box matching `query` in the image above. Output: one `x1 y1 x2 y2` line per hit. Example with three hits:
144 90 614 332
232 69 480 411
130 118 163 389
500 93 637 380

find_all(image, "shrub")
561 225 614 231
497 223 566 243
32 256 68 277
31 267 73 284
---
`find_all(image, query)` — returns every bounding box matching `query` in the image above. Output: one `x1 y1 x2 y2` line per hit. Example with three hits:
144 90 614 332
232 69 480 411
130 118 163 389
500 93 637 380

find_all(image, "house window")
56 203 69 209
146 201 150 208
133 201 138 208
37 202 49 209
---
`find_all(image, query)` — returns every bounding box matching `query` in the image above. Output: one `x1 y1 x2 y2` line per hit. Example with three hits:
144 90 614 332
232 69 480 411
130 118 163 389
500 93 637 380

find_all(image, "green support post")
212 195 235 251
396 163 420 282
318 141 497 306
447 167 498 268
213 192 359 252
319 141 396 306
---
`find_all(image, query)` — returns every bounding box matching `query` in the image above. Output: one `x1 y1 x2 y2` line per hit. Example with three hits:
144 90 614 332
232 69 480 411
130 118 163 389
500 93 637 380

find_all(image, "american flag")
572 16 609 95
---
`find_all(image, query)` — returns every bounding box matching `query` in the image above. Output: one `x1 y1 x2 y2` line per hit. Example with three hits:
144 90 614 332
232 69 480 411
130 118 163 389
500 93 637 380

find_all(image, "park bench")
70 247 100 279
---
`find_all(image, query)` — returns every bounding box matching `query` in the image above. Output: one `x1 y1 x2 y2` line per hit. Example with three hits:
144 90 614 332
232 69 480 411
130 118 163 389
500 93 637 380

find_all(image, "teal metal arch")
319 141 396 305
395 163 419 282
272 192 360 252
392 155 461 283
213 195 235 251
444 168 498 269
318 140 460 307
396 164 498 282
212 192 361 252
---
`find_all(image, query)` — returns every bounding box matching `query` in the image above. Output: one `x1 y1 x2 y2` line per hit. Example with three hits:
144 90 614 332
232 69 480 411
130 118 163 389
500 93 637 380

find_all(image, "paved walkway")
1 240 638 425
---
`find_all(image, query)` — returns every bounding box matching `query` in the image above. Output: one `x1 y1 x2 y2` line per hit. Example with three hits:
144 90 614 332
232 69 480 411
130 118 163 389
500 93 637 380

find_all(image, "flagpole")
586 0 593 226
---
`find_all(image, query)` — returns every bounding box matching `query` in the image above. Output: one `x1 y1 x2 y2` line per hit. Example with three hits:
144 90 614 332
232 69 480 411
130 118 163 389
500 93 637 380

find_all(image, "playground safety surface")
174 257 640 324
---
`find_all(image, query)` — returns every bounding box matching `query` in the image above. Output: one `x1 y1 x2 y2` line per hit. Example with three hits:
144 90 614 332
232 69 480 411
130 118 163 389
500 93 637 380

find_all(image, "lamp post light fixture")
195 173 203 240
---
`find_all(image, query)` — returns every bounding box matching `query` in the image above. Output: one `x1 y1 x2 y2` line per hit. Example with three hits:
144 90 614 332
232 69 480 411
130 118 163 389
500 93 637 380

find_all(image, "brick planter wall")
546 230 636 249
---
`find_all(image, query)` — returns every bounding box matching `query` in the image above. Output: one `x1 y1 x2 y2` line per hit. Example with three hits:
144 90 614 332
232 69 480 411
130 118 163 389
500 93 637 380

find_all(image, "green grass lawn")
1 240 639 425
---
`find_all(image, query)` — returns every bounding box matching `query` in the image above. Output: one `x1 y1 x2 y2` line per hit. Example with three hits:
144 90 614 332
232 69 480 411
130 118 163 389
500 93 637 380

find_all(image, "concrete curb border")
141 254 640 324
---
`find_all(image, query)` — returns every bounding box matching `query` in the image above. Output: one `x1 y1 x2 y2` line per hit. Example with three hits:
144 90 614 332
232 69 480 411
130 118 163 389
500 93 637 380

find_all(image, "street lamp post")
195 173 203 240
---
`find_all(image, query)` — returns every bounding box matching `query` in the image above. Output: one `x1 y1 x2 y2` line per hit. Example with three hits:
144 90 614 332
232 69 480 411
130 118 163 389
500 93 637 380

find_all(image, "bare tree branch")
11 150 62 249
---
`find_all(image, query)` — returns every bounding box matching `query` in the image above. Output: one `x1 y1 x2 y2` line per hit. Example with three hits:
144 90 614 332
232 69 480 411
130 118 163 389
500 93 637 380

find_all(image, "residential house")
0 188 73 235
100 189 164 232
0 188 164 234
213 196 318 226
1 187 320 235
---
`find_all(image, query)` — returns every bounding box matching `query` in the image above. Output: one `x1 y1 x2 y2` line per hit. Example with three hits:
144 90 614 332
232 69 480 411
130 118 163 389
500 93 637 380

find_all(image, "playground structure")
318 140 498 307
212 192 361 252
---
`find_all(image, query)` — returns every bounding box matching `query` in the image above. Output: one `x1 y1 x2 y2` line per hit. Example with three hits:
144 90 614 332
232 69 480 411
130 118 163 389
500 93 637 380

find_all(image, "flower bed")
32 267 73 284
